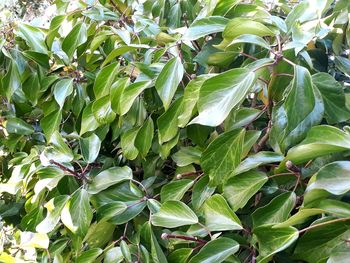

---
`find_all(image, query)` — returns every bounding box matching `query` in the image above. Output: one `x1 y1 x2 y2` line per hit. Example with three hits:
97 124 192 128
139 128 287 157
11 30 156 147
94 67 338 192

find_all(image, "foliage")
1 0 350 262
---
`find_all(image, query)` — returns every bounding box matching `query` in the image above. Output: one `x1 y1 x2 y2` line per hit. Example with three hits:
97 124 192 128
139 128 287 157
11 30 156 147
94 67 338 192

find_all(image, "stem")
49 160 81 179
272 73 294 78
130 178 148 195
299 217 350 234
268 172 294 179
282 57 297 67
161 233 207 245
255 121 272 151
240 52 258 61
176 171 202 179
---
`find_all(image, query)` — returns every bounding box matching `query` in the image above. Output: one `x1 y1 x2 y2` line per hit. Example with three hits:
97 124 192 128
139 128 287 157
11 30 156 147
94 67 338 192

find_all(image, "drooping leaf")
155 57 184 110
80 134 101 163
135 117 154 158
62 22 87 60
183 16 229 40
53 78 74 109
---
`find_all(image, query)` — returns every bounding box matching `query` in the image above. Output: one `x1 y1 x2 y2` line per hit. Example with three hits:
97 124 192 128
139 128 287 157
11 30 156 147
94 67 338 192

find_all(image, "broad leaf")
201 128 245 186
80 134 101 163
151 201 198 228
190 68 255 126
183 16 229 40
223 170 268 211
155 57 184 110
203 194 242 231
62 22 87 60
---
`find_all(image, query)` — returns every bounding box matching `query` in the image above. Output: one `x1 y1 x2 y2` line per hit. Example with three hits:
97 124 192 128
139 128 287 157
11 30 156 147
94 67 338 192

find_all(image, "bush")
1 0 350 262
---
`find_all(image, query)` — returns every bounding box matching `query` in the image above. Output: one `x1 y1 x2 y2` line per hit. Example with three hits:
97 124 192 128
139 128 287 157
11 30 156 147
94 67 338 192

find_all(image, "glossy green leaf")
135 117 154 158
62 22 87 60
188 237 239 263
158 97 183 144
270 65 324 153
312 72 350 123
93 62 119 99
61 189 92 237
151 201 198 228
183 16 229 40
203 194 242 231
53 78 74 109
80 103 101 135
40 110 62 141
160 179 194 202
5 117 34 135
190 68 255 126
80 134 101 163
172 147 201 167
201 129 245 186
224 170 268 211
17 23 47 54
36 195 69 233
191 175 216 211
96 201 127 221
92 95 116 124
76 248 103 263
252 192 296 227
88 166 133 194
120 127 140 160
226 34 271 50
254 225 299 263
119 81 151 115
155 57 184 110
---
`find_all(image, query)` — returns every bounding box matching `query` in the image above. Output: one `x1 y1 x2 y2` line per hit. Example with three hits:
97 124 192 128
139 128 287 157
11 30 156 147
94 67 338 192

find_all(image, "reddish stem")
161 233 207 245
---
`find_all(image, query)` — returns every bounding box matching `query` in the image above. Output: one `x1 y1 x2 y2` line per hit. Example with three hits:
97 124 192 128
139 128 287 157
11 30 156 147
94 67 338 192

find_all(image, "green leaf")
223 18 275 40
183 16 229 40
157 97 183 144
53 78 74 109
188 237 239 263
178 75 211 127
80 103 101 135
101 46 137 68
23 51 50 68
151 200 198 228
312 72 350 123
36 195 69 233
5 117 34 135
328 244 350 263
172 147 201 167
120 240 131 262
104 247 124 263
62 22 87 60
270 65 324 153
121 127 140 160
294 218 350 263
88 166 133 194
80 134 101 163
190 68 255 126
76 248 103 263
135 117 154 158
168 248 192 263
276 208 324 227
279 125 350 170
233 151 283 176
252 192 296 227
118 81 151 115
224 107 261 131
92 96 116 124
192 175 216 210
93 62 119 99
226 34 271 50
109 199 146 225
40 110 62 141
17 23 47 54
160 179 194 202
334 56 350 76
203 194 242 231
155 57 184 110
96 201 127 221
61 189 92 237
2 60 21 100
306 161 350 196
254 225 299 263
223 170 268 211
201 129 245 186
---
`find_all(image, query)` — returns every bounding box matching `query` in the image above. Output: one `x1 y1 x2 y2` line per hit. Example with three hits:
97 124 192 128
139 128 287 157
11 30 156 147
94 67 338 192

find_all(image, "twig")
49 160 82 179
255 121 272 151
161 233 207 245
299 217 350 234
176 171 203 179
240 52 258 61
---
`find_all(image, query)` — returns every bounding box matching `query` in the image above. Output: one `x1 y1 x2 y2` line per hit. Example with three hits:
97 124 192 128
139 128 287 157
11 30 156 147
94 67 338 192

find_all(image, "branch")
49 160 82 179
299 217 350 234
